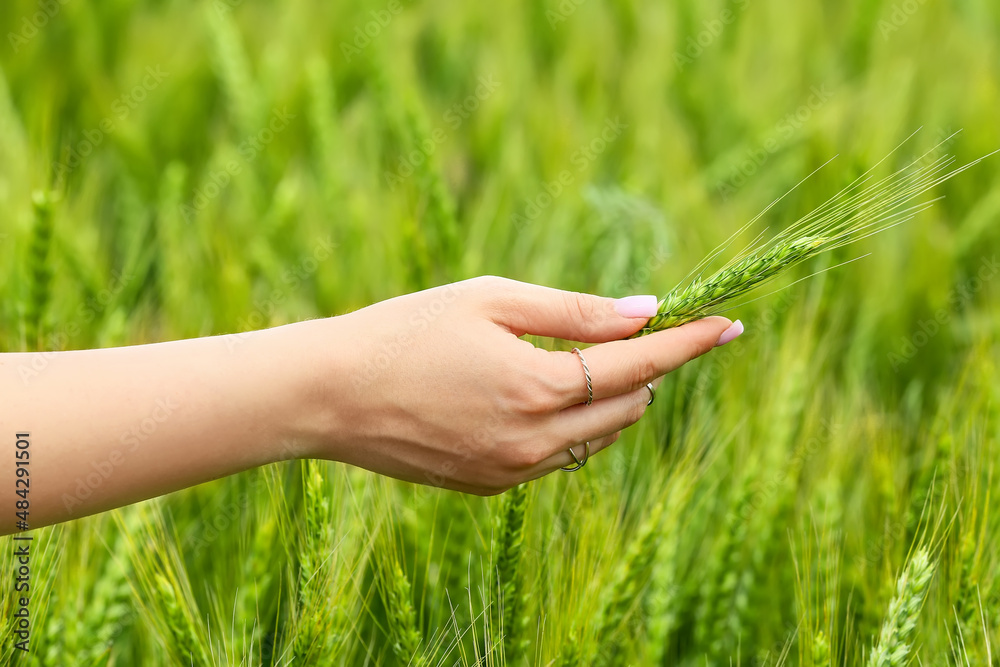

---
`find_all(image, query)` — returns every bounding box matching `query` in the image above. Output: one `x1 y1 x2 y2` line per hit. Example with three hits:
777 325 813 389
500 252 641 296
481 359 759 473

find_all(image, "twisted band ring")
571 347 593 406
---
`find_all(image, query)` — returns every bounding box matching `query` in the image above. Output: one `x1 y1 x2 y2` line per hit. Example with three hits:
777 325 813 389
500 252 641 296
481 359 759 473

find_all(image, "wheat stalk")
25 190 53 350
645 485 688 664
403 100 459 269
380 556 425 665
696 482 753 656
292 460 341 662
155 572 211 667
205 6 262 139
370 50 459 286
492 482 530 660
237 509 276 648
123 505 212 667
633 136 997 336
866 548 936 667
590 489 677 666
812 630 831 667
78 525 135 665
954 526 980 643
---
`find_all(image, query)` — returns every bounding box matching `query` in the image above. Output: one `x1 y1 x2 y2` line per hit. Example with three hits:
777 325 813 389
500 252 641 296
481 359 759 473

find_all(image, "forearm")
0 321 332 533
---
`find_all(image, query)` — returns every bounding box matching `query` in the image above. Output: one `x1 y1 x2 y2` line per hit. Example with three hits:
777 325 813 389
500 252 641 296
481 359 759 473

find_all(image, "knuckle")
624 397 647 425
570 292 599 321
500 383 551 417
622 400 646 428
504 356 563 415
524 392 556 415
474 275 516 310
524 378 561 414
505 443 545 470
471 274 507 291
627 354 658 389
567 293 602 336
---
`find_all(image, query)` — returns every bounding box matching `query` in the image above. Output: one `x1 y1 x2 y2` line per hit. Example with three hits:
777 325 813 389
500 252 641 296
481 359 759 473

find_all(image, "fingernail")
614 295 658 318
715 319 744 347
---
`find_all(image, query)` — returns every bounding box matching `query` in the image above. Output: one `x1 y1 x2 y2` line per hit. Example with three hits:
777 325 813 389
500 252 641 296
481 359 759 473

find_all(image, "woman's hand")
296 276 742 495
1 275 742 532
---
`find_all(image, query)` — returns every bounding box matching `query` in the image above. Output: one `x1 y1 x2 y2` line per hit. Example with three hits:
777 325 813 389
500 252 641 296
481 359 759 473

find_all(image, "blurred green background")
1 0 999 664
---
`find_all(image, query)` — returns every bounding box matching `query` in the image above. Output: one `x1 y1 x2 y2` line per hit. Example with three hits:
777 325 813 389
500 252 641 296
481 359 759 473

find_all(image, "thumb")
481 278 659 343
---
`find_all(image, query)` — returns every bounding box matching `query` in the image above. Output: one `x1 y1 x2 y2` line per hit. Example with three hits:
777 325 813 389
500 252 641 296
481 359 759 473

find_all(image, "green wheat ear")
205 5 262 138
26 189 53 351
812 630 831 667
632 136 997 336
380 555 425 665
155 572 210 667
866 548 936 667
492 483 530 660
592 495 666 666
123 506 213 667
291 459 335 662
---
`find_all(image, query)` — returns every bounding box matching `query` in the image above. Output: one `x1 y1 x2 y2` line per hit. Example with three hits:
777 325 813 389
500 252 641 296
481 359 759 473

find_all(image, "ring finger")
550 381 658 454
525 431 621 482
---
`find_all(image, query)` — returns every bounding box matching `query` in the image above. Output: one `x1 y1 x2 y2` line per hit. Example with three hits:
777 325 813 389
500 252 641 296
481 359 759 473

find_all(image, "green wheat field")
2 0 999 664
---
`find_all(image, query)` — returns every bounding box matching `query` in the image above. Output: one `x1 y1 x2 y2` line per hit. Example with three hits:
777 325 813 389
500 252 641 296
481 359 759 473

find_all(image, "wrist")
257 316 354 463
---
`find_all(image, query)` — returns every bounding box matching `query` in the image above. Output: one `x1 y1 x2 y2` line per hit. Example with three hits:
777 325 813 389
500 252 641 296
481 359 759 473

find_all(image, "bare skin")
0 276 742 534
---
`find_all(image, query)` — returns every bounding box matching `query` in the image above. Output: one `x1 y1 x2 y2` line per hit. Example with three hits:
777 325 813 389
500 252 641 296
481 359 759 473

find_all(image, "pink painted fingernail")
715 319 744 347
614 295 658 318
